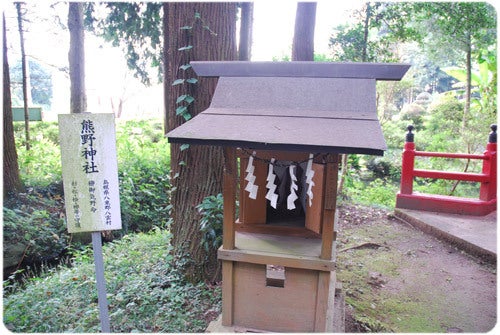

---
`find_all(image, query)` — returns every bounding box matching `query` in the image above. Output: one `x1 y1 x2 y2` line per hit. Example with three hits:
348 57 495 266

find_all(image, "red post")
480 125 497 202
399 125 415 195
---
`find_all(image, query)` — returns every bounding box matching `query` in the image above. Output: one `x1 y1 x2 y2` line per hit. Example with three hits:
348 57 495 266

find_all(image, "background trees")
3 1 496 283
3 13 24 196
68 2 87 113
292 2 316 61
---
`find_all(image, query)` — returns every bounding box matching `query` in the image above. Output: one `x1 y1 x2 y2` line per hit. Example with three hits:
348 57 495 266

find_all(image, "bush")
118 157 172 234
6 119 172 272
343 178 398 208
366 157 400 181
197 194 224 253
3 229 221 333
2 190 70 270
14 122 62 188
116 120 171 233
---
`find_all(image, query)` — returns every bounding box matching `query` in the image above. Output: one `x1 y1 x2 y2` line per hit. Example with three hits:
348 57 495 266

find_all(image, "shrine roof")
167 61 410 155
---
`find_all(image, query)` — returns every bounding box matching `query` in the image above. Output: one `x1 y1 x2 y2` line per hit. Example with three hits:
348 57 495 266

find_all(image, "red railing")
396 125 497 216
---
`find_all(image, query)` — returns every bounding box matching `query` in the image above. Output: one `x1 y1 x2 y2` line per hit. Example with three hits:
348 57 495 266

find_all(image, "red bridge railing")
396 125 497 216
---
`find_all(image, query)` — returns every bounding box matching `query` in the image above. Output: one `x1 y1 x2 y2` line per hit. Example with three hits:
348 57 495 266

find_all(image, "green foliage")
84 2 163 85
13 122 62 187
3 190 69 269
197 194 224 252
421 94 465 152
12 120 171 233
3 229 221 332
10 59 53 106
115 120 171 233
366 157 400 181
344 178 398 208
172 12 215 124
6 119 171 270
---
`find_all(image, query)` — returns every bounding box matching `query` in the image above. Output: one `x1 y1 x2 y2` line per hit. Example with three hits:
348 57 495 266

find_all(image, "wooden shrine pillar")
222 146 237 325
315 154 339 331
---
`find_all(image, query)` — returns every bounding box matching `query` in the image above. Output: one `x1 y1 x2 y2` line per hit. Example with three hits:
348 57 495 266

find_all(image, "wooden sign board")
59 113 122 233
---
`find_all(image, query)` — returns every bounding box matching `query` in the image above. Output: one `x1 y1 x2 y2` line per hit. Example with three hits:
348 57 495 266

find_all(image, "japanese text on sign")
59 113 122 233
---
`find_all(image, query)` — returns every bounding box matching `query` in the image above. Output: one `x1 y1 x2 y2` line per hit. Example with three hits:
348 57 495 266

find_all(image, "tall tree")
15 2 30 150
292 2 316 61
3 13 24 196
413 2 496 130
371 2 496 131
238 2 253 60
85 2 239 282
68 2 86 113
163 3 238 282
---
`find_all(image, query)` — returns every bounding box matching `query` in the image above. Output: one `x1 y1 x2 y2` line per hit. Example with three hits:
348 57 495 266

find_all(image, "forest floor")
336 203 497 333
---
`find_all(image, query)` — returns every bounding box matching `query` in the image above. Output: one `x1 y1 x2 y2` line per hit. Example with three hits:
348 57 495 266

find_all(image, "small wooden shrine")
167 61 409 332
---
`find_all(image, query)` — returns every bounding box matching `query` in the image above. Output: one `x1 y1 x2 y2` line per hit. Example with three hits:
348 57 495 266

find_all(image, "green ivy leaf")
176 95 188 104
182 113 192 121
172 79 185 86
180 144 190 151
176 95 195 104
176 106 188 116
178 45 193 51
179 25 192 30
179 64 191 71
186 78 198 84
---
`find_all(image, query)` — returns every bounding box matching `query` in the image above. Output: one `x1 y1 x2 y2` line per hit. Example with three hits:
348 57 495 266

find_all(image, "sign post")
59 113 122 332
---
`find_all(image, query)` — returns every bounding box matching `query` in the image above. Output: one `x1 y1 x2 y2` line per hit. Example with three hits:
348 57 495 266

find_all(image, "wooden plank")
191 61 411 80
208 77 376 118
305 163 325 234
326 271 338 333
238 155 267 225
208 107 378 120
235 231 321 256
321 155 339 260
223 147 237 249
221 260 234 326
167 114 387 156
237 149 309 163
236 223 320 238
233 262 318 332
218 248 335 272
314 271 332 331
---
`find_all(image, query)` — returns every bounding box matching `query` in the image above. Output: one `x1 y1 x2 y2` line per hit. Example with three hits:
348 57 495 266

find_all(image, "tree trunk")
292 2 317 61
362 2 371 62
463 32 472 131
68 2 86 114
15 2 30 151
239 2 253 61
163 2 237 283
3 13 24 196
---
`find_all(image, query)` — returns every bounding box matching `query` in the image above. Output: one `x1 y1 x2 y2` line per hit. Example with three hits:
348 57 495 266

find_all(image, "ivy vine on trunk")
163 2 238 283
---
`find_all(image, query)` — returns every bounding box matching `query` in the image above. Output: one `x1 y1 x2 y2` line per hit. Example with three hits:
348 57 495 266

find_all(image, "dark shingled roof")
167 61 410 155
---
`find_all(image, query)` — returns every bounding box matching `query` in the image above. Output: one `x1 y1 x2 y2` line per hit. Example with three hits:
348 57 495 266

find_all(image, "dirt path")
336 204 496 332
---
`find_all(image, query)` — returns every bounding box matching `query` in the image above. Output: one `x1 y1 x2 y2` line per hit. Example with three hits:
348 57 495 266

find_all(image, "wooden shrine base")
205 284 345 333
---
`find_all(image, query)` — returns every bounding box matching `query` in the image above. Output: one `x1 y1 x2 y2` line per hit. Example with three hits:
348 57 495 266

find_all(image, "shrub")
6 119 172 272
197 194 224 252
116 120 171 233
2 191 70 271
366 156 401 182
343 178 398 208
3 229 221 333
